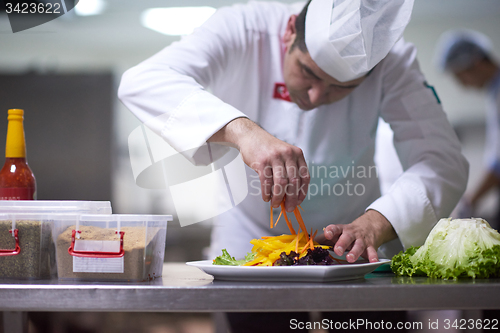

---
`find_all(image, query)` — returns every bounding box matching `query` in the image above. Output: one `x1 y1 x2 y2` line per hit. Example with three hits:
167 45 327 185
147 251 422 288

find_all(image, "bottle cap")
5 109 26 158
7 109 24 122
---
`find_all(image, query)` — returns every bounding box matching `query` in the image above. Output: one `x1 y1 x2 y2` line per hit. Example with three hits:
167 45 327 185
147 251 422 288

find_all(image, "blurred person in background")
435 30 500 227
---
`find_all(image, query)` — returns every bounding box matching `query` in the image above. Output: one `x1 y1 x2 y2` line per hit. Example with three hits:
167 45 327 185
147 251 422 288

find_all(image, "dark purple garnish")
273 247 336 266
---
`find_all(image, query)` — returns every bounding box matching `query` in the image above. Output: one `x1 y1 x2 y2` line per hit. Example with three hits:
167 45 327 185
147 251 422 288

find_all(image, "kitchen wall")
0 73 113 201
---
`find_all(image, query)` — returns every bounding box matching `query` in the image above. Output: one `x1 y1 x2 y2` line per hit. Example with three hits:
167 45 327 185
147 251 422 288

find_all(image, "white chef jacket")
484 70 500 175
118 1 468 259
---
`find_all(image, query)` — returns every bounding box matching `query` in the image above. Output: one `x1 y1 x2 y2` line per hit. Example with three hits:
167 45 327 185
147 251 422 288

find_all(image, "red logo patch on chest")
273 83 291 102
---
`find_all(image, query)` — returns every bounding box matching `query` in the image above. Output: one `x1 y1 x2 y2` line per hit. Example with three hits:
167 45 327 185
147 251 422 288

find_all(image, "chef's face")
453 67 486 89
451 59 497 89
282 15 365 111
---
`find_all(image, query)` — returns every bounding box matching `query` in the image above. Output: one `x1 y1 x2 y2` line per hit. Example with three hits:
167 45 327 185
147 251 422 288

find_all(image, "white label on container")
74 240 120 253
73 257 124 273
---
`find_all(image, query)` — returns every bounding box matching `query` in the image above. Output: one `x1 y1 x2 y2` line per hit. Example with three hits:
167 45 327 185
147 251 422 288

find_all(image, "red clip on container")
0 228 20 256
0 214 20 257
68 229 126 258
54 214 171 282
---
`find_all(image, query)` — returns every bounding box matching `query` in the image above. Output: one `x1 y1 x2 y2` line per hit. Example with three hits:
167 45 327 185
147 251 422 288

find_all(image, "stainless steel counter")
1 263 499 313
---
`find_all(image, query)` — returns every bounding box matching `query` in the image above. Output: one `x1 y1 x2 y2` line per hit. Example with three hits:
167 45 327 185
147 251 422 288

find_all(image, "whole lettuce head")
392 218 500 279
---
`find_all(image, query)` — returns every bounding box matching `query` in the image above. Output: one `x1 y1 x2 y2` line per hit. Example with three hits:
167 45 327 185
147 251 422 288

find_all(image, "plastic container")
54 214 171 282
0 213 54 279
0 202 111 280
0 200 112 214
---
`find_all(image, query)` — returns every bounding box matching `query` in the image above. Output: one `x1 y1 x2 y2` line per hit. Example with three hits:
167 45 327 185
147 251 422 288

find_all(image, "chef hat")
305 0 414 82
434 29 493 73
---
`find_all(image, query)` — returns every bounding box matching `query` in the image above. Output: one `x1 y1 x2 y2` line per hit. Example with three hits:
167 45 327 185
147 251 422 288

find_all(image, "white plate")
186 259 391 283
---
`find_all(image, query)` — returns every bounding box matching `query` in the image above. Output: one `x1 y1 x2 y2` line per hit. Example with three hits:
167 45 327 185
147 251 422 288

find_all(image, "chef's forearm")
208 117 259 149
470 170 500 207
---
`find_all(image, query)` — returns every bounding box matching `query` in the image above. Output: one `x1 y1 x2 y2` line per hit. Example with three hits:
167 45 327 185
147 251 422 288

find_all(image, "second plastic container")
53 214 171 282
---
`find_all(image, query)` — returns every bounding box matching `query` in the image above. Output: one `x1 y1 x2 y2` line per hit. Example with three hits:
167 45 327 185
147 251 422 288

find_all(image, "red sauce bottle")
0 109 36 200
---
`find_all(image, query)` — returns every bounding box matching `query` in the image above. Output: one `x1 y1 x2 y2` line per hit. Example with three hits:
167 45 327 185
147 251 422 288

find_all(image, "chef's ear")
284 15 298 48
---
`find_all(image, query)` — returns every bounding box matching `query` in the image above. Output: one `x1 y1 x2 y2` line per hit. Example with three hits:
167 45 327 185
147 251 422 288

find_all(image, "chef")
119 0 468 265
435 30 500 227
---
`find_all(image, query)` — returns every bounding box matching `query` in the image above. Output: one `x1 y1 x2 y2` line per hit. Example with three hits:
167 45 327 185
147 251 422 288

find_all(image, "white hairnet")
434 29 493 73
305 0 414 82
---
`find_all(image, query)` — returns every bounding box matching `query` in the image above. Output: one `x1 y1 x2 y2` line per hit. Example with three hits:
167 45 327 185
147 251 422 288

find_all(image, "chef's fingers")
284 161 300 212
271 161 287 208
258 163 273 202
315 225 343 246
297 157 310 205
345 238 366 263
333 228 355 257
281 146 307 211
365 246 379 263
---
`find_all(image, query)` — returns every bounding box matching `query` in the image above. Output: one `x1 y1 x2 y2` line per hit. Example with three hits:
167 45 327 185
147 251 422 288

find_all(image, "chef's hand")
316 210 397 263
208 117 310 212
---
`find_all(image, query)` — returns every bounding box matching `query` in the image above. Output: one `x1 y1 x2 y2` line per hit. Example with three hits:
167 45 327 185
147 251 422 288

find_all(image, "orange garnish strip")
281 202 296 234
270 201 297 235
270 202 273 229
293 207 310 242
310 229 317 250
299 230 319 254
299 240 310 254
294 232 300 254
270 201 308 240
274 210 283 227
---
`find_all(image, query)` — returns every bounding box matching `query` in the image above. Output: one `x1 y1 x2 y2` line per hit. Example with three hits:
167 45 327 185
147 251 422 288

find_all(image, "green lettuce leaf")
391 218 500 280
213 249 256 266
